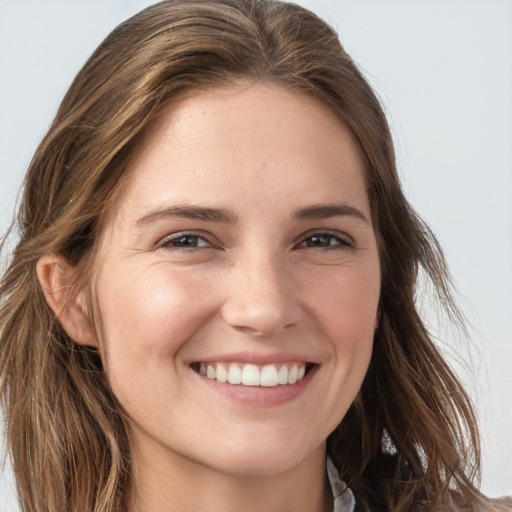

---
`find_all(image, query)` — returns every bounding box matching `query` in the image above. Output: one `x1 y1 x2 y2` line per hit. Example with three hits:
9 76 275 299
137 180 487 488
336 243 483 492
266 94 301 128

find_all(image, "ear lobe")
36 254 98 347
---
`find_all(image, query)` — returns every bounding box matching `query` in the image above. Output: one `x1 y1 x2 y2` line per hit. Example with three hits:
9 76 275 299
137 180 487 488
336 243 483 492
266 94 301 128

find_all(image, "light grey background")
1 0 511 509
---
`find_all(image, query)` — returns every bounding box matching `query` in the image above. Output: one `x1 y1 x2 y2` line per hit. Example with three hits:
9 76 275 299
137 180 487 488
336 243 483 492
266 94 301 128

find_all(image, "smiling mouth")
191 362 314 387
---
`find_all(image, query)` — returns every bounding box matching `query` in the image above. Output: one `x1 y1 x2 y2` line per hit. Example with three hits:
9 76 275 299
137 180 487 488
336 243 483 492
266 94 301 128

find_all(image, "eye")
159 232 214 249
298 232 353 250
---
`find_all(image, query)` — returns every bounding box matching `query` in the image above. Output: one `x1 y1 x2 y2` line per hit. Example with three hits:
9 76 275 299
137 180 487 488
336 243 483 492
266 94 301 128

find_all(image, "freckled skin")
92 83 381 511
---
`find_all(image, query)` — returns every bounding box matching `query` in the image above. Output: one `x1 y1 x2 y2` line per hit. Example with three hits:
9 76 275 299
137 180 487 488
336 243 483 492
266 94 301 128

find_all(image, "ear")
36 254 98 347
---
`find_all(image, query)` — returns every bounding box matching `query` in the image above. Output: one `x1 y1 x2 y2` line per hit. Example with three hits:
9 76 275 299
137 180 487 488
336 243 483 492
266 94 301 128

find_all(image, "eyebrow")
294 203 369 224
136 202 368 226
136 205 239 226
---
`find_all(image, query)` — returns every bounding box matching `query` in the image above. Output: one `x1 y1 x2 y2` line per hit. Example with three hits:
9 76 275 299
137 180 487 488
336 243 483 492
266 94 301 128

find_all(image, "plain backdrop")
1 0 511 509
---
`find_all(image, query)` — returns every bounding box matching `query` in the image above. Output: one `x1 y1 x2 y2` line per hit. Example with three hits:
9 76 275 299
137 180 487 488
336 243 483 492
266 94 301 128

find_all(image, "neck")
126 434 333 512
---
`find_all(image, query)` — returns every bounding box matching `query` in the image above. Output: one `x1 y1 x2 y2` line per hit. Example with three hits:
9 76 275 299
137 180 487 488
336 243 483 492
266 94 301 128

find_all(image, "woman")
0 0 509 511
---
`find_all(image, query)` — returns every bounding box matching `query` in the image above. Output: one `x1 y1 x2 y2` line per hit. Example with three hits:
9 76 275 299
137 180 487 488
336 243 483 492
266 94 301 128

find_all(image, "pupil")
176 236 196 247
309 235 329 246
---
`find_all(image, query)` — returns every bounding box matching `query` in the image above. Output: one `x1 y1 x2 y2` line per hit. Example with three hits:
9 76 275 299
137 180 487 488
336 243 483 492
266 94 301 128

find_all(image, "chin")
199 431 324 478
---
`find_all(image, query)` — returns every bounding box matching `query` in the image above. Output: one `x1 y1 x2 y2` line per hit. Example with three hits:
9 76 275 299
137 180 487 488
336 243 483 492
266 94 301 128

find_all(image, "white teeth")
197 362 308 387
242 364 260 386
227 365 242 385
260 364 279 387
278 365 288 384
288 365 298 384
216 364 228 383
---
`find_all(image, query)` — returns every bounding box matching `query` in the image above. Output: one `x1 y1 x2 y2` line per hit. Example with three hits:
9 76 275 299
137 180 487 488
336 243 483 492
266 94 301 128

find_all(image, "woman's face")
92 83 381 477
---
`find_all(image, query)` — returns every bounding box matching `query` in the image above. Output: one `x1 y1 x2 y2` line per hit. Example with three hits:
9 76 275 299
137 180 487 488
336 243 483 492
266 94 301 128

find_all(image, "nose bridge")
222 245 299 335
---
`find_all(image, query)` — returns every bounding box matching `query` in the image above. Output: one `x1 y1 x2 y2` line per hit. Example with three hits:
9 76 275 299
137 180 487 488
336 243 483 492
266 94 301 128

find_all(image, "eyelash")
159 232 216 250
296 231 354 250
158 231 354 251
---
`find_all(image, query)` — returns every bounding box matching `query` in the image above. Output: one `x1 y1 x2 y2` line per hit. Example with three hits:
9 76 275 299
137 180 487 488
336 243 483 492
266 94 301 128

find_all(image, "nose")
221 250 301 336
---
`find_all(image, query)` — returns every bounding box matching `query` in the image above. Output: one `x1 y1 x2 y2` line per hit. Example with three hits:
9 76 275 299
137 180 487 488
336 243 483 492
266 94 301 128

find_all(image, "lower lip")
192 365 318 407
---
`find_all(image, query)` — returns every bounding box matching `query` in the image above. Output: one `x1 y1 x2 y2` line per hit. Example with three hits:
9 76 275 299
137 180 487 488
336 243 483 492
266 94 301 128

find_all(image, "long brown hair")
0 1 509 511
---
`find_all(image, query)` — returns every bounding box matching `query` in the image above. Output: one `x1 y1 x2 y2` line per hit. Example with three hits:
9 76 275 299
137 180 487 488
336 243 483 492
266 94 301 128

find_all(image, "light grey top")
326 456 356 512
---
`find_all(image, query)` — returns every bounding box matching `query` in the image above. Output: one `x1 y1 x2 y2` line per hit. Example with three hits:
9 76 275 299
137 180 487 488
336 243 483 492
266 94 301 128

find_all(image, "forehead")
103 82 369 228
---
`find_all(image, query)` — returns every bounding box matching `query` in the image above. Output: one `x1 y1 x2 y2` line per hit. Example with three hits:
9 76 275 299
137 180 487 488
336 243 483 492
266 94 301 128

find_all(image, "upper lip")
187 351 320 366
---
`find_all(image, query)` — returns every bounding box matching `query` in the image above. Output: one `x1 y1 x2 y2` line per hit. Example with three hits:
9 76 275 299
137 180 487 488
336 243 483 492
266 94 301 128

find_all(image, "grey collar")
326 456 356 512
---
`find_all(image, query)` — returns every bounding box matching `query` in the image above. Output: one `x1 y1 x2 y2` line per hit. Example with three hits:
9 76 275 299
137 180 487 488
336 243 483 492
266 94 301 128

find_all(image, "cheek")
288 265 378 436
305 264 379 388
94 263 219 384
306 264 380 340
